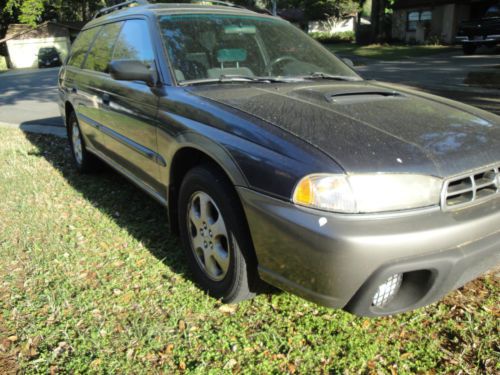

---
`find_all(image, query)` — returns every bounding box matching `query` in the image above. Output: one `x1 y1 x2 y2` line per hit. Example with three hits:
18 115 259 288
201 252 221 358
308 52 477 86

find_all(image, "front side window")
68 27 100 68
112 19 155 66
84 22 123 72
158 14 360 83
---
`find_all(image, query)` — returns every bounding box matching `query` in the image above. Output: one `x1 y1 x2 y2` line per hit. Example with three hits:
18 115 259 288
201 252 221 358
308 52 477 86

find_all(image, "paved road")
356 51 500 90
352 50 500 115
0 67 63 127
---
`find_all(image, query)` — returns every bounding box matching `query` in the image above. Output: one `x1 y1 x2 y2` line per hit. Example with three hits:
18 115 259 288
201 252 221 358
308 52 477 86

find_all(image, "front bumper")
237 187 500 316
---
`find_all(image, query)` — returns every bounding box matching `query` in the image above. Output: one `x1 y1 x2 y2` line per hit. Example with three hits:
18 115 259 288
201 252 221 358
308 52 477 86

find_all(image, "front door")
102 19 163 194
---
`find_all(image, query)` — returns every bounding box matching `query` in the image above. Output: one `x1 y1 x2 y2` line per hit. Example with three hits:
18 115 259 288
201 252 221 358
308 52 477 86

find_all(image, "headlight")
292 173 442 213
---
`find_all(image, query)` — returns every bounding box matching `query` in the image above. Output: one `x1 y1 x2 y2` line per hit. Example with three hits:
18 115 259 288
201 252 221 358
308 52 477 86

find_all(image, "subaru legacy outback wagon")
58 0 500 316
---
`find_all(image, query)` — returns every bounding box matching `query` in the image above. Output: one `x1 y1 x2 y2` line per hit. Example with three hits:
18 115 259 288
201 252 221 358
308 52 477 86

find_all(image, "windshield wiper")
180 75 289 86
218 74 291 83
301 72 360 81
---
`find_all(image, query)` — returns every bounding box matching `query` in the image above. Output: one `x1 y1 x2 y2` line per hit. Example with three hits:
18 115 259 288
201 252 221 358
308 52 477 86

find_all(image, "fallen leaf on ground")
178 320 186 332
223 358 237 370
218 304 237 314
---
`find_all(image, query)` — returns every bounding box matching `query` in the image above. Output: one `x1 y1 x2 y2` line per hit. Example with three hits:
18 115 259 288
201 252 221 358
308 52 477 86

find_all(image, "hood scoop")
325 88 404 104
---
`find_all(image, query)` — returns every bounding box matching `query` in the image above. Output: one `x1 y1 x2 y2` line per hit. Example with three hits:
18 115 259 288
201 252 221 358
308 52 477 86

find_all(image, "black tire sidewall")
462 44 476 55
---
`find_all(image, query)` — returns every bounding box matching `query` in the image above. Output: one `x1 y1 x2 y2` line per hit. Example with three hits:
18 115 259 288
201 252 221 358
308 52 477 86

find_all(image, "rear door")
102 19 163 194
63 27 105 152
78 21 124 154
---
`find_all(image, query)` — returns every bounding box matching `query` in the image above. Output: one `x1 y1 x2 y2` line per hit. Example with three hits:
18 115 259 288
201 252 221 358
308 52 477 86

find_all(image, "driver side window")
113 19 155 67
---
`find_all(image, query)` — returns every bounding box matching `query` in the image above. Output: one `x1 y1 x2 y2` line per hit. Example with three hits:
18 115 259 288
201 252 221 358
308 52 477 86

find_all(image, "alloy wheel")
71 120 83 166
186 191 230 281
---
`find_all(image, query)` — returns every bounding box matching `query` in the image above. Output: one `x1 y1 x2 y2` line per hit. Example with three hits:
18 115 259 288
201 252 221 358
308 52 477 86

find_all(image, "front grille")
441 164 500 211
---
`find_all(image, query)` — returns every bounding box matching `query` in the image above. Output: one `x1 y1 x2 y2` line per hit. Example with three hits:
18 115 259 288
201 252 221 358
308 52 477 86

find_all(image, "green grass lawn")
324 43 459 61
0 128 498 374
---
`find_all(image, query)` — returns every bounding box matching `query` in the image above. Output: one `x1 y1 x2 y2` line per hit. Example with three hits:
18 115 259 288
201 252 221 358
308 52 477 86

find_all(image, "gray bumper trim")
237 187 500 315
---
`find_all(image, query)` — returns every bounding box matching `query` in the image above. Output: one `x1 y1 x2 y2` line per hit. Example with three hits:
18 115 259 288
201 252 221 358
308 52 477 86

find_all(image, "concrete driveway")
0 67 65 135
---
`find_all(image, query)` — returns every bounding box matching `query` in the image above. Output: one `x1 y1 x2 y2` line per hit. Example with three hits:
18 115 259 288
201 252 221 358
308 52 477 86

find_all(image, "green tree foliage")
4 0 45 26
303 0 360 21
1 0 364 29
2 0 106 27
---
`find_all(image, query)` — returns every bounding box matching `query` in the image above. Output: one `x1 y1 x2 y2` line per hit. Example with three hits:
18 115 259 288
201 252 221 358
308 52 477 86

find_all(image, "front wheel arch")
167 142 246 235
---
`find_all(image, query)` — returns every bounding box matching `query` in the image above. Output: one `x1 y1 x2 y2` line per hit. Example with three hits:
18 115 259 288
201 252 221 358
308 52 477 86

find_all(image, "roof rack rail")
93 0 149 19
190 0 246 9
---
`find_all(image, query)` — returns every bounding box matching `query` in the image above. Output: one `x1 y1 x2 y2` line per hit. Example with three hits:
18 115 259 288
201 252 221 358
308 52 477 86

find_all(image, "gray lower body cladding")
237 187 500 316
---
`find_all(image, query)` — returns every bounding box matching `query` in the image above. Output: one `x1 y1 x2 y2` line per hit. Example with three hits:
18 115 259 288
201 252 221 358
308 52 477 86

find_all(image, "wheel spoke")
205 255 220 279
211 245 229 275
188 204 203 228
198 193 210 222
210 216 227 238
191 232 204 251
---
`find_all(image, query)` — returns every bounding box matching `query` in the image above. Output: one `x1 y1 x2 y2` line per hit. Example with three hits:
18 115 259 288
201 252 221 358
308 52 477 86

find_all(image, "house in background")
392 0 498 44
275 8 370 34
308 16 371 34
0 21 82 69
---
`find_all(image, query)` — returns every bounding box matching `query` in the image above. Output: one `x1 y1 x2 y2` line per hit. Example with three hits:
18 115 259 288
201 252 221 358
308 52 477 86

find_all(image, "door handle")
102 93 110 106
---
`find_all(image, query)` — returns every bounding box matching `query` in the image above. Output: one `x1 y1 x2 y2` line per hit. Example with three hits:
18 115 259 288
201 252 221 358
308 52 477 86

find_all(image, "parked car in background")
59 1 500 317
456 2 500 54
38 47 62 68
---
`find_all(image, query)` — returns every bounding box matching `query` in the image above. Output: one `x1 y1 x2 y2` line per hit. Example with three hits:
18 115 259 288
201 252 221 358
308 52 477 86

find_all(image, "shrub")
425 35 442 46
0 55 7 71
310 31 355 43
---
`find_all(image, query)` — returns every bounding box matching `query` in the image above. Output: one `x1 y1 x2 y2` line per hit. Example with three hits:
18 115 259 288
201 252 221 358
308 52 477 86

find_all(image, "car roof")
84 3 274 30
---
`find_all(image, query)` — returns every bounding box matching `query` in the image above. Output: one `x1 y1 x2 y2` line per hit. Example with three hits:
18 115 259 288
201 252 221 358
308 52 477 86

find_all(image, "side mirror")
342 58 355 68
109 60 158 86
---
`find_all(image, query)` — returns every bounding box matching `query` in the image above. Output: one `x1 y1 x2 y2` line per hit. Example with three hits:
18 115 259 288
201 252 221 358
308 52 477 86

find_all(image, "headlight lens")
293 173 442 213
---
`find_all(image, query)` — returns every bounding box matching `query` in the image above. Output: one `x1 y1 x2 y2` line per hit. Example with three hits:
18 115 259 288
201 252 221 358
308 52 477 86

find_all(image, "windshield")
158 14 360 84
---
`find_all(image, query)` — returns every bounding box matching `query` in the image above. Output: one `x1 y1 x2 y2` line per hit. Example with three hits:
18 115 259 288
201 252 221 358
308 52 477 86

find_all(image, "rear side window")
84 22 123 73
113 19 155 66
68 27 100 68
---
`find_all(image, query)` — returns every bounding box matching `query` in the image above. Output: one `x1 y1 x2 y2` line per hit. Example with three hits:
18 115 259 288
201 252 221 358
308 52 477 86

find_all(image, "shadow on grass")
24 131 189 279
23 131 278 300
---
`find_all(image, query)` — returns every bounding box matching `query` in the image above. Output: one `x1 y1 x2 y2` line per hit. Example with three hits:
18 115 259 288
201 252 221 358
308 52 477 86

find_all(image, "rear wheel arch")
65 102 75 135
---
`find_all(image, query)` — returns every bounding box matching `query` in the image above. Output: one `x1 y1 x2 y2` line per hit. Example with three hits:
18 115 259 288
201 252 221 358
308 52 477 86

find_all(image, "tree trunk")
370 0 388 43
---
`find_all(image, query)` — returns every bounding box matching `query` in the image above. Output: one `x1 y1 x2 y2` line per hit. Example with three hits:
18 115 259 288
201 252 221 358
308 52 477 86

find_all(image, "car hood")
190 81 500 177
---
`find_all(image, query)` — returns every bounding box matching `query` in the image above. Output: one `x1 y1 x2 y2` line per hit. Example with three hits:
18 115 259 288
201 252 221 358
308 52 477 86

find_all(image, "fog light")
372 273 403 307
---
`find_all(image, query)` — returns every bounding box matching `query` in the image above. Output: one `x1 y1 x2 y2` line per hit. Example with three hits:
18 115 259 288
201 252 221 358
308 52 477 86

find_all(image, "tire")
178 164 260 303
67 111 100 173
462 44 476 55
